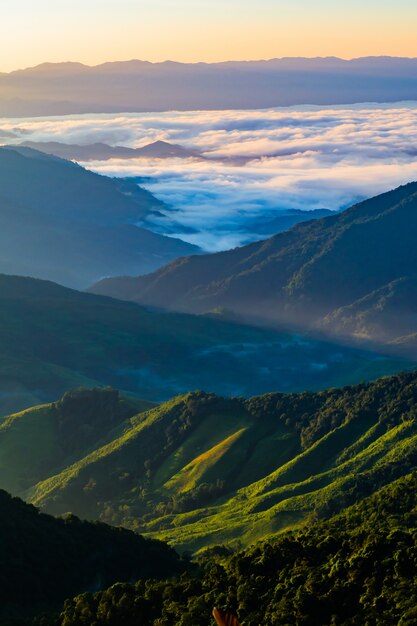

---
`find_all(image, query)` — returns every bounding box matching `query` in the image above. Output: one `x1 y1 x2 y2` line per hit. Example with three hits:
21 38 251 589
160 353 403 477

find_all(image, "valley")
92 181 417 360
0 273 407 418
0 50 417 624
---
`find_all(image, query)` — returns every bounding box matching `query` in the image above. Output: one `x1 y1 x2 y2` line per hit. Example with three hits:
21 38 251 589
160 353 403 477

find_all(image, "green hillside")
91 181 417 359
0 387 153 494
38 470 417 626
12 371 417 554
1 273 407 417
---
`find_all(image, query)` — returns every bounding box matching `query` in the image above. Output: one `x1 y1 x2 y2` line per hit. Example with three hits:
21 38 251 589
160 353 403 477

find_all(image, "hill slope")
2 273 402 417
44 470 417 626
91 182 417 358
0 387 153 494
0 489 182 620
13 371 417 553
0 146 197 288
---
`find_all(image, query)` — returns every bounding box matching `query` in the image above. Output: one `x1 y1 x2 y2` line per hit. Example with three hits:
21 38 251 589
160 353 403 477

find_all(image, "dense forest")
0 490 184 623
1 273 387 418
29 471 417 625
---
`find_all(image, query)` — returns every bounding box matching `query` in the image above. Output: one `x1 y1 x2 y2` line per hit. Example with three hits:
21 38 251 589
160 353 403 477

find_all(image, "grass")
3 372 417 553
164 428 248 494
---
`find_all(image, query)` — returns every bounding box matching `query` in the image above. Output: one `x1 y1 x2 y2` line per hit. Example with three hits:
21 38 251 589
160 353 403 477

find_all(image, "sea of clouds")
2 103 417 251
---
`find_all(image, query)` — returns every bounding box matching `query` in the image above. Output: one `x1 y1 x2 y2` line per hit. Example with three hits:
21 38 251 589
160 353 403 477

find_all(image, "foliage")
0 273 409 417
92 181 417 359
33 471 417 626
20 372 417 553
0 491 184 622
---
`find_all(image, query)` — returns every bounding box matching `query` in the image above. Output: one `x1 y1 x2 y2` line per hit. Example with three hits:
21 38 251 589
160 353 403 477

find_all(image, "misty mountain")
91 181 417 358
248 208 333 235
0 273 408 417
18 139 202 161
0 146 197 287
1 57 417 116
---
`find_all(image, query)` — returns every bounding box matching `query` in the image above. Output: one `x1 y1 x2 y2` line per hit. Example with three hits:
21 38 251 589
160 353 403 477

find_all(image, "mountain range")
0 146 197 288
1 273 404 418
92 181 417 359
4 372 417 624
2 75 417 625
1 57 417 116
17 139 202 161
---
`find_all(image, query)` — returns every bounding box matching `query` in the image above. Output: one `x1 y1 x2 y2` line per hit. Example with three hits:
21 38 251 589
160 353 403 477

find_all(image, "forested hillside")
0 490 183 621
37 471 417 626
0 371 414 556
1 274 402 417
92 182 417 358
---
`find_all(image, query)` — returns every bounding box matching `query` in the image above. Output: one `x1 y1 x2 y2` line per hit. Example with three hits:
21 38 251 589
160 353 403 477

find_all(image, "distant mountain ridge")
91 181 417 358
0 146 197 287
18 139 203 161
1 57 417 116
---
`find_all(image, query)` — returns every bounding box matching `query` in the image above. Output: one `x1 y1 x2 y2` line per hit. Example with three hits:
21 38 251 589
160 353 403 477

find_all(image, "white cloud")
2 103 417 251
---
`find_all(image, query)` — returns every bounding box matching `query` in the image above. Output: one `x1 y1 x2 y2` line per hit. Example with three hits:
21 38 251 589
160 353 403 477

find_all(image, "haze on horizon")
1 0 416 73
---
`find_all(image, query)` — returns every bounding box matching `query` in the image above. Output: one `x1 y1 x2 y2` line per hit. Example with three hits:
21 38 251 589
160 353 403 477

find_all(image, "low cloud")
1 103 417 251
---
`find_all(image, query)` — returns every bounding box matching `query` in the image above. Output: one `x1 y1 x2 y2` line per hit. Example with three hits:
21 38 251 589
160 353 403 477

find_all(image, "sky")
0 0 416 72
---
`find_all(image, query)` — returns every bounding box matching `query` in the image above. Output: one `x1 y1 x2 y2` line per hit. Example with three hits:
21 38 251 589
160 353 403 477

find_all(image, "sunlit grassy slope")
8 371 414 553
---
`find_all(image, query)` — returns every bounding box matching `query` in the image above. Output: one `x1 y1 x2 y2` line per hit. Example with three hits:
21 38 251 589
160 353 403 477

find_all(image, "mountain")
1 57 417 116
0 488 182 620
5 371 417 555
91 182 417 358
0 146 197 288
134 140 202 159
18 139 202 161
1 274 406 417
247 208 334 235
40 470 417 626
0 387 154 494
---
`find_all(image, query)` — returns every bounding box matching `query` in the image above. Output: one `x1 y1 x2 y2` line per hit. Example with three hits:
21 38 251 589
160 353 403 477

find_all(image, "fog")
2 102 417 250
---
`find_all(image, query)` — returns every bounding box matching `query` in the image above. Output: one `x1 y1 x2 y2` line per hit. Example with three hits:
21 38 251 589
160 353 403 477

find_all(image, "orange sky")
1 0 416 72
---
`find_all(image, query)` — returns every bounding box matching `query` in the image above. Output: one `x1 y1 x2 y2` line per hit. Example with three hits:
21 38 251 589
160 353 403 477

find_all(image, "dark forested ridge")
0 489 183 622
0 146 197 288
92 181 417 359
32 471 417 626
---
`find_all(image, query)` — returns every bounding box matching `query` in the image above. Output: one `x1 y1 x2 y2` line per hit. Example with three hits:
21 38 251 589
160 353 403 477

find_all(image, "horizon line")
3 54 417 75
